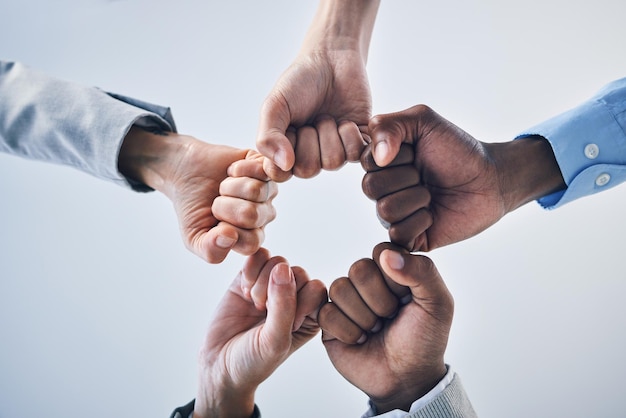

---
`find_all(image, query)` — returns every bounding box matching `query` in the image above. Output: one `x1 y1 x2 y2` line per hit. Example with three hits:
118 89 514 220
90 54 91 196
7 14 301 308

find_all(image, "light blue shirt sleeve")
516 77 626 209
0 60 177 191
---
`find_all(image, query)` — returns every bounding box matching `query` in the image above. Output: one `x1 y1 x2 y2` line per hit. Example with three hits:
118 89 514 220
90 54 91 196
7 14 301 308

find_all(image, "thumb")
257 94 296 172
378 250 453 315
368 114 406 167
261 263 297 355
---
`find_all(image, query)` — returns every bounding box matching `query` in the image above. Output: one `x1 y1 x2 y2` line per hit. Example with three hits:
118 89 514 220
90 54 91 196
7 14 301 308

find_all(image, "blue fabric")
516 77 626 209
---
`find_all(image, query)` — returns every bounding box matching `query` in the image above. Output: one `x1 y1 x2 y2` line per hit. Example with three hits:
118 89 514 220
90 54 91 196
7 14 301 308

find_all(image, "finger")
293 126 322 178
250 254 288 310
316 116 347 171
318 302 367 345
371 242 412 303
338 120 366 163
256 94 296 171
388 208 433 252
378 249 454 322
368 112 411 167
219 177 278 203
361 143 414 172
213 195 276 229
261 128 297 182
376 185 431 224
293 278 327 333
262 263 297 356
328 276 379 332
348 258 399 319
229 224 266 257
240 247 272 300
361 165 420 200
227 153 270 181
198 223 240 264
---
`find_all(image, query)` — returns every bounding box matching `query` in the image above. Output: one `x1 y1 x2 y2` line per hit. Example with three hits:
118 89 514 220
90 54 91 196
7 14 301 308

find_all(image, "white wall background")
1 0 626 417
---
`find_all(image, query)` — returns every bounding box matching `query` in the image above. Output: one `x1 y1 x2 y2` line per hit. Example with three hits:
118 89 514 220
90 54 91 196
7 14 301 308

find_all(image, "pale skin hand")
193 249 327 418
362 105 566 252
256 0 380 182
319 242 453 414
118 127 278 264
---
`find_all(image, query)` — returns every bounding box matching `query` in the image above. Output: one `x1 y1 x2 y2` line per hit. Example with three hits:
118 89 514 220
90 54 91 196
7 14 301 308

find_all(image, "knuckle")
328 277 352 302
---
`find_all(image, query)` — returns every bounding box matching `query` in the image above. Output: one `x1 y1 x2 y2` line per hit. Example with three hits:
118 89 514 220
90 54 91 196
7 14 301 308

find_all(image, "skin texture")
193 248 327 418
319 242 453 413
362 105 566 252
118 127 278 263
256 0 380 182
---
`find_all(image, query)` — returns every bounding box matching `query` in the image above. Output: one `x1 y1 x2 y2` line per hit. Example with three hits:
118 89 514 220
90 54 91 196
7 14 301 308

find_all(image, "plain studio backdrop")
1 0 626 417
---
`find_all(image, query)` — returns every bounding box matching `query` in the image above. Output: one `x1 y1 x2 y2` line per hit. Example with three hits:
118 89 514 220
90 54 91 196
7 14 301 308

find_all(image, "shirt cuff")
515 77 626 209
361 366 455 418
106 92 177 192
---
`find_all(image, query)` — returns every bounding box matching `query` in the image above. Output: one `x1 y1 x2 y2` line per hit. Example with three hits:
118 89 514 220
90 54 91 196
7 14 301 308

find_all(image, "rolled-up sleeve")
0 60 176 190
516 77 626 209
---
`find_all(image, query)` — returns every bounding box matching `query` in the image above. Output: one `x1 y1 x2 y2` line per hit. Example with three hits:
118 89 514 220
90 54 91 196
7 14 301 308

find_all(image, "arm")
0 61 173 189
361 105 565 252
0 61 278 263
256 0 380 181
191 248 327 418
364 77 626 252
515 77 626 209
318 242 477 417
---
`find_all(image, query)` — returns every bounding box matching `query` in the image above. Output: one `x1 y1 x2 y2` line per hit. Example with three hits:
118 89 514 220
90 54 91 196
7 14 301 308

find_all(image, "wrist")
194 375 256 418
302 0 380 60
371 363 447 414
117 126 187 196
487 136 566 214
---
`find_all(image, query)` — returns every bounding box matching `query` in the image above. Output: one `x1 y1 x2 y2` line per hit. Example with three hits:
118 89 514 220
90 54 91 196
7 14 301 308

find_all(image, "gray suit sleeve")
0 60 176 190
407 373 478 418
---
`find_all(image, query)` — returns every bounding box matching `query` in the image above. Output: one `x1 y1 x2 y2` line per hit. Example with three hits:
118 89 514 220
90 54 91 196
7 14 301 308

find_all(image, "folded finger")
376 185 431 224
316 116 346 171
293 126 321 178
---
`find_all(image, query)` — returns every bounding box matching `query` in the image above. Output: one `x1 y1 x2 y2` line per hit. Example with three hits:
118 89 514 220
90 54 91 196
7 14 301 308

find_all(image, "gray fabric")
0 60 176 190
407 373 477 418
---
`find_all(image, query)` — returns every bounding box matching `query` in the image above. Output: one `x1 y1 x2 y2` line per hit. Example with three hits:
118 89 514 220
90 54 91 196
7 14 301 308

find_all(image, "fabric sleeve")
405 373 477 418
0 60 176 191
516 77 626 209
363 368 477 418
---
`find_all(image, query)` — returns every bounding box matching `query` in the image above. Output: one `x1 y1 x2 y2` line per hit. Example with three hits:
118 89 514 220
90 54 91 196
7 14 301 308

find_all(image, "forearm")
0 61 175 190
193 375 256 418
487 136 565 214
302 0 380 60
193 395 256 418
515 77 626 209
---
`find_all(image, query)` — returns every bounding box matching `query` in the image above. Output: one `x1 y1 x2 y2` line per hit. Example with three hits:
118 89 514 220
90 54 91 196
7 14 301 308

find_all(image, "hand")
194 248 327 418
319 242 453 414
118 127 278 263
362 105 565 251
256 0 379 181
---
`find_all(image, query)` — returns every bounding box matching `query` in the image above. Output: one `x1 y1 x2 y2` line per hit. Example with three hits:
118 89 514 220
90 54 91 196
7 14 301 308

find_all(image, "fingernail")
292 316 305 332
272 263 293 286
356 333 368 345
385 250 405 270
274 149 288 171
371 319 383 333
216 235 236 249
374 141 390 164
